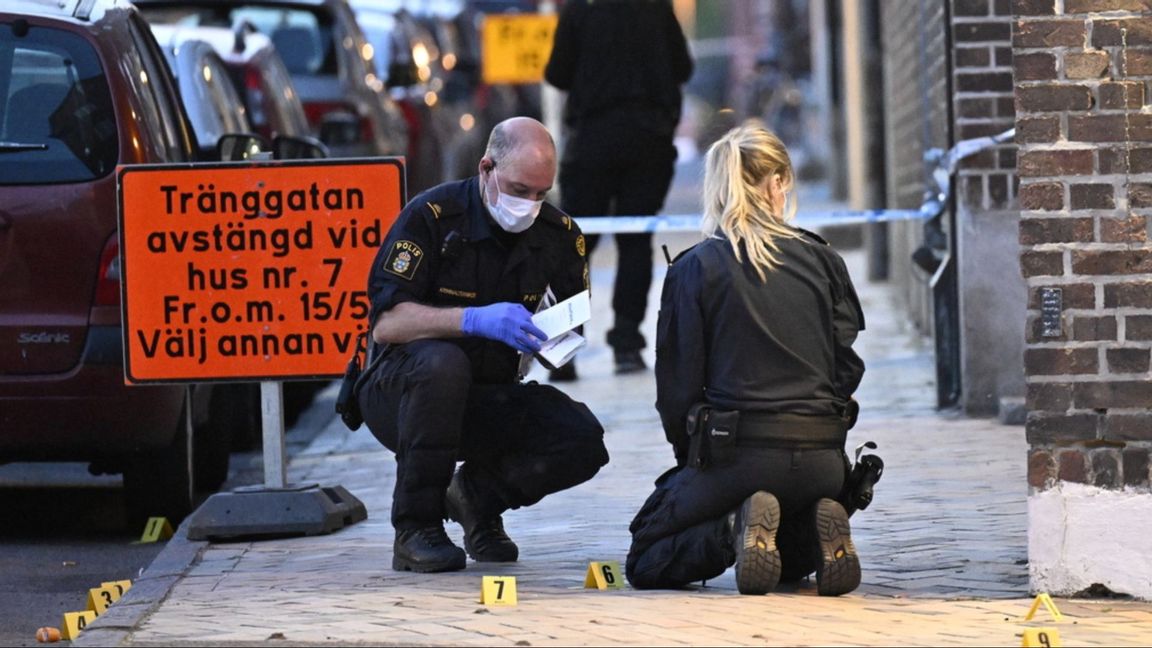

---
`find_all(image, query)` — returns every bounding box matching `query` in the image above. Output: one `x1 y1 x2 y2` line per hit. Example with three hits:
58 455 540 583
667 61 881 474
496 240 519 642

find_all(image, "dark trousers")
559 119 677 352
625 447 847 589
358 340 609 530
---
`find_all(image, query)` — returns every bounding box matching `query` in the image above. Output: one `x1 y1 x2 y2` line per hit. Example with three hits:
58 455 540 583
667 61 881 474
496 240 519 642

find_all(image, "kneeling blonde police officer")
626 121 868 596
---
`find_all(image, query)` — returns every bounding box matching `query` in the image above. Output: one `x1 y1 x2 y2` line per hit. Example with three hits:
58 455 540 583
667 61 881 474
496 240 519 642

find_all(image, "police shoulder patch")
537 206 571 230
575 234 586 257
384 240 424 280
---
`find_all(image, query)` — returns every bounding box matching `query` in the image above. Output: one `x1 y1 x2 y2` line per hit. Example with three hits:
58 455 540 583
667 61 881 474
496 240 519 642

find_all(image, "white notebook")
517 288 590 377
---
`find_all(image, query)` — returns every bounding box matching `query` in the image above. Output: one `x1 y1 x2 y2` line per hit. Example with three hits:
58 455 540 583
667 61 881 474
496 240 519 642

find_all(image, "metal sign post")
261 381 286 490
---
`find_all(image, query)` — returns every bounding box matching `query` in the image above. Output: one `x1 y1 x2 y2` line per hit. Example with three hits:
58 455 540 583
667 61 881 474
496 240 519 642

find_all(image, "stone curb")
71 520 207 647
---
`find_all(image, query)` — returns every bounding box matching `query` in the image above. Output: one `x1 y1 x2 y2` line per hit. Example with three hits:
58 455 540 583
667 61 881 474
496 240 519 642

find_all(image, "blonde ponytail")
701 120 799 281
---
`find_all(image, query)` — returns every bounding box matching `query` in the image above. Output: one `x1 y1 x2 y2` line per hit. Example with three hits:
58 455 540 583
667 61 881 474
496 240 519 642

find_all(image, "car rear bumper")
0 326 184 461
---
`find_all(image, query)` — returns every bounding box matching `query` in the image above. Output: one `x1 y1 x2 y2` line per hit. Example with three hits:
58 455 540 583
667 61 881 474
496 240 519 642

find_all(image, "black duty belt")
731 411 847 450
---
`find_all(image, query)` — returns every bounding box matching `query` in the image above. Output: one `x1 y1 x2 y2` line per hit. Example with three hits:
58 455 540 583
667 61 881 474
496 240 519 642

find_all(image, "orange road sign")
117 158 404 383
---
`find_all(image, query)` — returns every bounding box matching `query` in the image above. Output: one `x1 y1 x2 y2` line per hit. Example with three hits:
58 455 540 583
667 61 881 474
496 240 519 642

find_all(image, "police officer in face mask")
358 117 609 573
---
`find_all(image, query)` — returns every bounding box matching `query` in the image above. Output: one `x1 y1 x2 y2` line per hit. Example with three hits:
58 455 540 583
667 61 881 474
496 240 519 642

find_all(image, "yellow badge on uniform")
575 234 586 257
385 240 424 280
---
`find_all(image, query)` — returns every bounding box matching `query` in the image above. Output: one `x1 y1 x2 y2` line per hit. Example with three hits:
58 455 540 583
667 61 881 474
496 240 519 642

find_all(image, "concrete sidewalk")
75 238 1152 647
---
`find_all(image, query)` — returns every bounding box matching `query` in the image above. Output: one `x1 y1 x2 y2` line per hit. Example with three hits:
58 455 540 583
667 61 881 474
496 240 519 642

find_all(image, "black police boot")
392 525 466 573
812 498 861 596
445 470 518 562
731 491 781 595
613 349 646 374
606 322 646 374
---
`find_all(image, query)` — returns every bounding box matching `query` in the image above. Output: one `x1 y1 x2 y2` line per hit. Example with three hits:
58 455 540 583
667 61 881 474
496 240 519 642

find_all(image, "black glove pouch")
685 404 739 470
334 332 368 430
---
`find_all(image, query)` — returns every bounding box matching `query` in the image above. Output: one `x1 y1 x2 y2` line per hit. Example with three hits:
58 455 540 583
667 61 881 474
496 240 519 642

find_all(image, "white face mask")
484 168 543 233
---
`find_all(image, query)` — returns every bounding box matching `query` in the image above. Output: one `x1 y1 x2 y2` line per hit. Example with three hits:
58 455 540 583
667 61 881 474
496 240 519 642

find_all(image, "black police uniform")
625 230 866 589
544 0 693 356
358 176 609 532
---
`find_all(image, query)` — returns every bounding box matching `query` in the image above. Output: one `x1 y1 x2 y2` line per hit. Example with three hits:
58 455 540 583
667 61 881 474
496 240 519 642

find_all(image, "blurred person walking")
544 0 693 377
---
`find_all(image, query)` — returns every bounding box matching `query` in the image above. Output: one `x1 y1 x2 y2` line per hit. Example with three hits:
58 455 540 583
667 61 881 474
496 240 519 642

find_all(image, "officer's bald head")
480 117 556 200
483 117 556 173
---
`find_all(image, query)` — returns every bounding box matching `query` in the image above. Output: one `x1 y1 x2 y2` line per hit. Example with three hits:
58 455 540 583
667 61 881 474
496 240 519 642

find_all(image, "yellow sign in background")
117 159 404 383
482 14 558 84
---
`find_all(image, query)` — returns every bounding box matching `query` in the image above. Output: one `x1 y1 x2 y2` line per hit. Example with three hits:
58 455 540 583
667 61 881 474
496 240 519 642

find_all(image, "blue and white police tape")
572 209 926 235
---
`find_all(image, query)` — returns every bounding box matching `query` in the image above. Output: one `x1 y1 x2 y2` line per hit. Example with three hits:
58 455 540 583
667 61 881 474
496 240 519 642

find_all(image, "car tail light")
302 101 375 143
474 84 491 111
95 237 121 306
244 68 270 138
395 99 422 149
358 114 376 143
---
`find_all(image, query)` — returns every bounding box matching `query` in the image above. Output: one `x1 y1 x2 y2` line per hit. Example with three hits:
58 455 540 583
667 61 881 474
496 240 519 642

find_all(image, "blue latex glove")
461 302 548 353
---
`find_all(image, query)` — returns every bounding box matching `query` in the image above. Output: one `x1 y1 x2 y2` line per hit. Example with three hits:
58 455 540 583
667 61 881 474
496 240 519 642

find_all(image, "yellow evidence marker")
85 584 121 615
61 611 97 640
584 561 625 590
1022 627 1062 647
1024 593 1064 622
138 517 174 543
101 580 132 598
479 576 517 606
87 580 131 614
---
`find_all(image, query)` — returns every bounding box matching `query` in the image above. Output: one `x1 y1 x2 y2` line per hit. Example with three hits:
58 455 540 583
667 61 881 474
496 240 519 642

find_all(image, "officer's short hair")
484 119 555 166
485 122 516 165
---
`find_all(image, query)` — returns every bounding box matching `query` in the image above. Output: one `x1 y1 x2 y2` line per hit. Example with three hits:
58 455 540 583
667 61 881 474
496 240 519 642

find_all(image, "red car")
0 0 246 523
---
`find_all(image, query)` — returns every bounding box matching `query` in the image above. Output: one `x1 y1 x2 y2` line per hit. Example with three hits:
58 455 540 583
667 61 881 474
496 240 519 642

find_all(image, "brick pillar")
1014 0 1152 599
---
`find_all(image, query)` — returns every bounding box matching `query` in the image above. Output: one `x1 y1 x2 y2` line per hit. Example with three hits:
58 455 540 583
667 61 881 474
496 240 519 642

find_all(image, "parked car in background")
220 22 313 143
417 7 502 179
134 0 408 164
153 21 312 145
0 0 240 524
150 26 254 159
352 4 444 194
352 3 528 186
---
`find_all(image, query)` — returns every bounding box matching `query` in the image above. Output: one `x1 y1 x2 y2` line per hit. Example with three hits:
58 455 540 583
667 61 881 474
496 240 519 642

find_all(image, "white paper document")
535 330 586 369
517 289 591 376
532 289 591 338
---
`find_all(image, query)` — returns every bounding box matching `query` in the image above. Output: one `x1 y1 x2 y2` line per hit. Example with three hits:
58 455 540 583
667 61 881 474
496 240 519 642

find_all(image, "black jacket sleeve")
366 202 439 327
538 208 590 302
828 252 866 398
654 253 706 460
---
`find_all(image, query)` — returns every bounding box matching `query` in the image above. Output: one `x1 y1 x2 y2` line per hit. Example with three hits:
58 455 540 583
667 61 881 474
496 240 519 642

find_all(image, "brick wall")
1014 1 1152 492
955 0 1018 212
882 2 950 211
880 0 953 331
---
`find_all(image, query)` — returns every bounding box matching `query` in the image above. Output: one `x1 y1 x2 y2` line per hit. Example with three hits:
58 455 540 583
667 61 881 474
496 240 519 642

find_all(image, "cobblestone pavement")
76 235 1152 646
